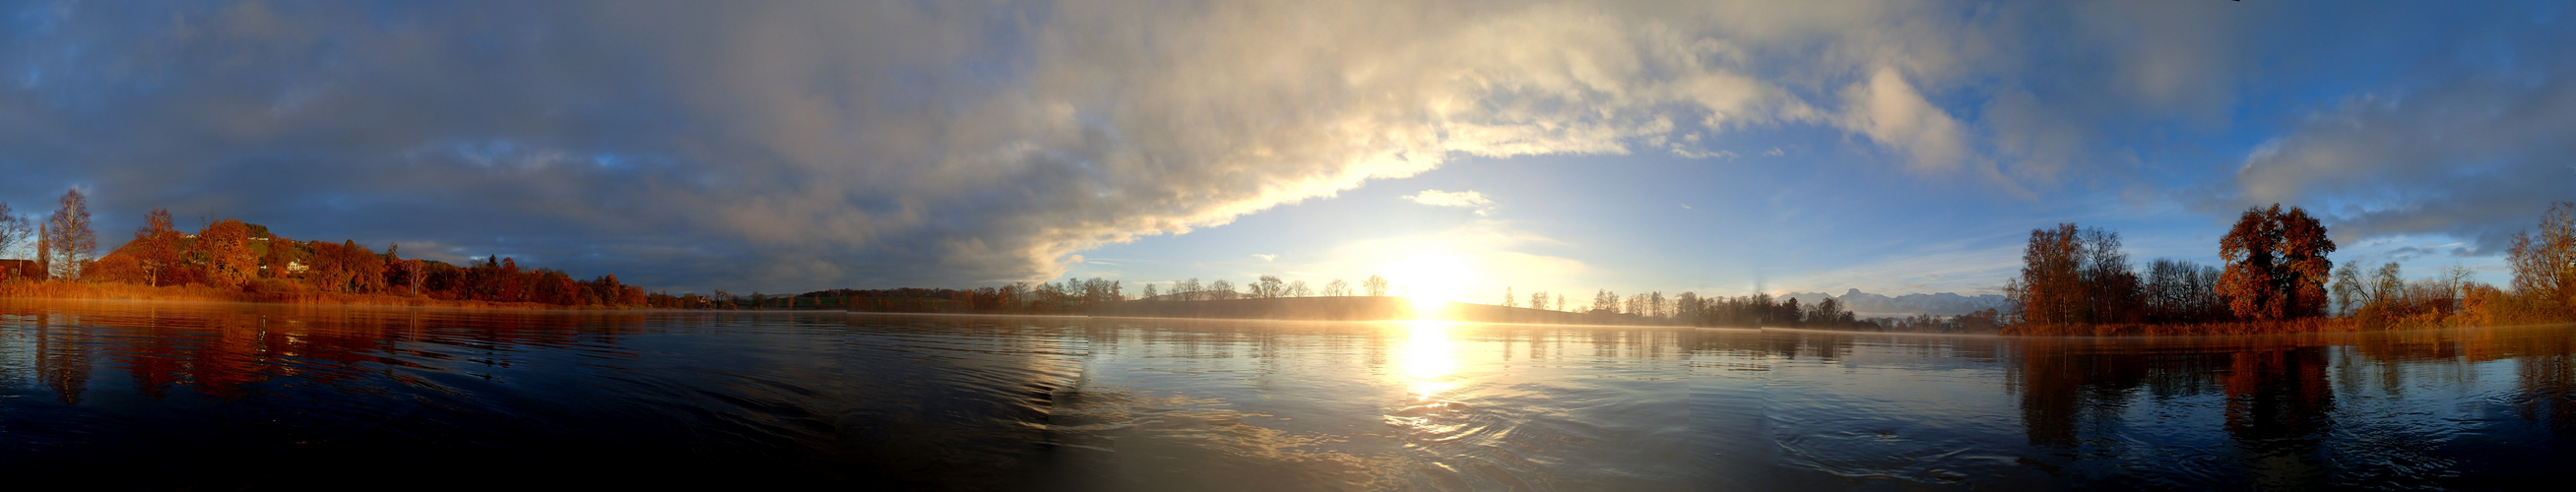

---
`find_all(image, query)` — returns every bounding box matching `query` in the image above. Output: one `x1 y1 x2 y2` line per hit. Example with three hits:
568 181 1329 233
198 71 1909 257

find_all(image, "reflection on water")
0 300 1690 490
5 299 2571 489
1722 327 2576 490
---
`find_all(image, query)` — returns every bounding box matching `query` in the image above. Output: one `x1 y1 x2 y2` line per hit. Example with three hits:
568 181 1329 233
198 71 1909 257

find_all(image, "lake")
1 300 2568 489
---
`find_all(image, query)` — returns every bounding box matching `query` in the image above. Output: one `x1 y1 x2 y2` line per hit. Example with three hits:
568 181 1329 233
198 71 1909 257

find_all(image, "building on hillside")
0 259 39 282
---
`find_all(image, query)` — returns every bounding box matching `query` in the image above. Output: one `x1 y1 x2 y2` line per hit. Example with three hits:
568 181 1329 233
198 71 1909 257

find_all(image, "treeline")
3 188 691 308
2000 202 2576 336
833 277 1130 313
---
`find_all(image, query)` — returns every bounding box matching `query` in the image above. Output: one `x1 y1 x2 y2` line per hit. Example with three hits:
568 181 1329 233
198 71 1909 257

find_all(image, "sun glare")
1379 252 1476 319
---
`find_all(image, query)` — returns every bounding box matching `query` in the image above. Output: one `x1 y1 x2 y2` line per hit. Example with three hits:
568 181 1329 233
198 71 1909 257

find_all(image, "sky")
2 1 2572 301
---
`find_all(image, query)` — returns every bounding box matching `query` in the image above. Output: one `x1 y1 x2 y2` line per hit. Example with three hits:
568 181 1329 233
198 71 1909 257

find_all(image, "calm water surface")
2 300 2570 490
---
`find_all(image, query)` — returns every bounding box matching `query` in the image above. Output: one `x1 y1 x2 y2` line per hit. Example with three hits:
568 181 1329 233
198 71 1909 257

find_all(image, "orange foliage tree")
2219 204 2335 322
132 208 182 286
197 219 258 287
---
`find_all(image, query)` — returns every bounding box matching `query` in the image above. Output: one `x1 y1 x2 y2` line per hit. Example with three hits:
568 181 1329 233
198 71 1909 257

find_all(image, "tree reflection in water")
1699 325 2576 488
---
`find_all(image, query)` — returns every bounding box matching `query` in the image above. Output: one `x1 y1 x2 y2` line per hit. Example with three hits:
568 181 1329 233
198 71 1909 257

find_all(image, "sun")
1379 252 1477 317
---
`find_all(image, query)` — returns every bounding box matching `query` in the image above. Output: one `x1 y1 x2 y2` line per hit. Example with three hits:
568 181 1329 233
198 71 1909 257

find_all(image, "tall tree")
2330 263 2363 317
1504 286 1516 307
2508 202 2575 314
1324 278 1349 297
132 208 182 286
2278 207 2337 318
2011 223 2086 325
44 188 96 280
2218 204 2336 322
0 202 30 263
1256 275 1285 298
1364 275 1388 297
198 219 257 288
2082 228 2142 324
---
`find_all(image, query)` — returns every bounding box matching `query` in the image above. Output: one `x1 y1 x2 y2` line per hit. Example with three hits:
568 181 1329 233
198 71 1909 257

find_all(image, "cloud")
1 0 1861 291
1401 190 1498 215
1251 254 1277 262
5 1 2545 293
1838 67 1970 173
2223 67 2576 254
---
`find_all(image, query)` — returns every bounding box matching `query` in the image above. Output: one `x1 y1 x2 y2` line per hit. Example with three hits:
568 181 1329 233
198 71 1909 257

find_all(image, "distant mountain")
1777 288 2008 318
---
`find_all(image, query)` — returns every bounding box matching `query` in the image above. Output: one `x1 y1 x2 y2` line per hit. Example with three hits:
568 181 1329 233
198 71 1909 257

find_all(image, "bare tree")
0 202 31 262
1504 286 1516 307
1141 282 1159 300
1323 278 1350 296
1364 275 1388 296
1210 278 1234 300
2330 263 2363 317
1530 290 1549 311
1256 275 1286 298
2373 262 2404 306
44 188 96 280
2508 202 2575 313
1288 280 1310 297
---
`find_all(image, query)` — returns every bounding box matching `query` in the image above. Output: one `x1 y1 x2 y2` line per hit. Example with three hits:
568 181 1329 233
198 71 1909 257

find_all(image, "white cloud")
1251 253 1277 262
1838 67 1969 173
2223 73 2576 253
1402 189 1495 209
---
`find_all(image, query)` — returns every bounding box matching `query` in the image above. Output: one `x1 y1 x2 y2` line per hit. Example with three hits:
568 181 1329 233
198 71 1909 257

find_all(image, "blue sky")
1 1 2570 298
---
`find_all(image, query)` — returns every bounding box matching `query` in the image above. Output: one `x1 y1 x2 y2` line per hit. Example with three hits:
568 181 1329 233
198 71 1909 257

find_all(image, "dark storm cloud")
1 1 1028 291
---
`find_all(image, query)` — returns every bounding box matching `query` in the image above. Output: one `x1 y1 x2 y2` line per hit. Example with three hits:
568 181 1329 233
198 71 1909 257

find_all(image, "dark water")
1 300 2570 490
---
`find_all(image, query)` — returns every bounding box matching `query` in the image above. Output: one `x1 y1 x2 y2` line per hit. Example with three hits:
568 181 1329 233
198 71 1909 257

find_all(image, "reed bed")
1999 318 2361 337
2 279 580 310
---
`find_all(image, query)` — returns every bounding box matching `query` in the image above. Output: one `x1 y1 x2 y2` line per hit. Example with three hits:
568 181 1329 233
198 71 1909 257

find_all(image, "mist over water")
1 300 2569 489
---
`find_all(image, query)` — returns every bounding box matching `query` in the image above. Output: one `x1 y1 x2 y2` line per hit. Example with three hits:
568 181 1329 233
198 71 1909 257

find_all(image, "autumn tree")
1364 275 1388 297
2010 223 2086 325
131 208 182 286
198 219 257 287
2508 202 2575 315
44 188 96 279
2218 204 2336 322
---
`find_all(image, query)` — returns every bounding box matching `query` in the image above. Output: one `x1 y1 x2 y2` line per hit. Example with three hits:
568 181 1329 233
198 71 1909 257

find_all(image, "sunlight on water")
7 299 2569 489
1397 320 1460 402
